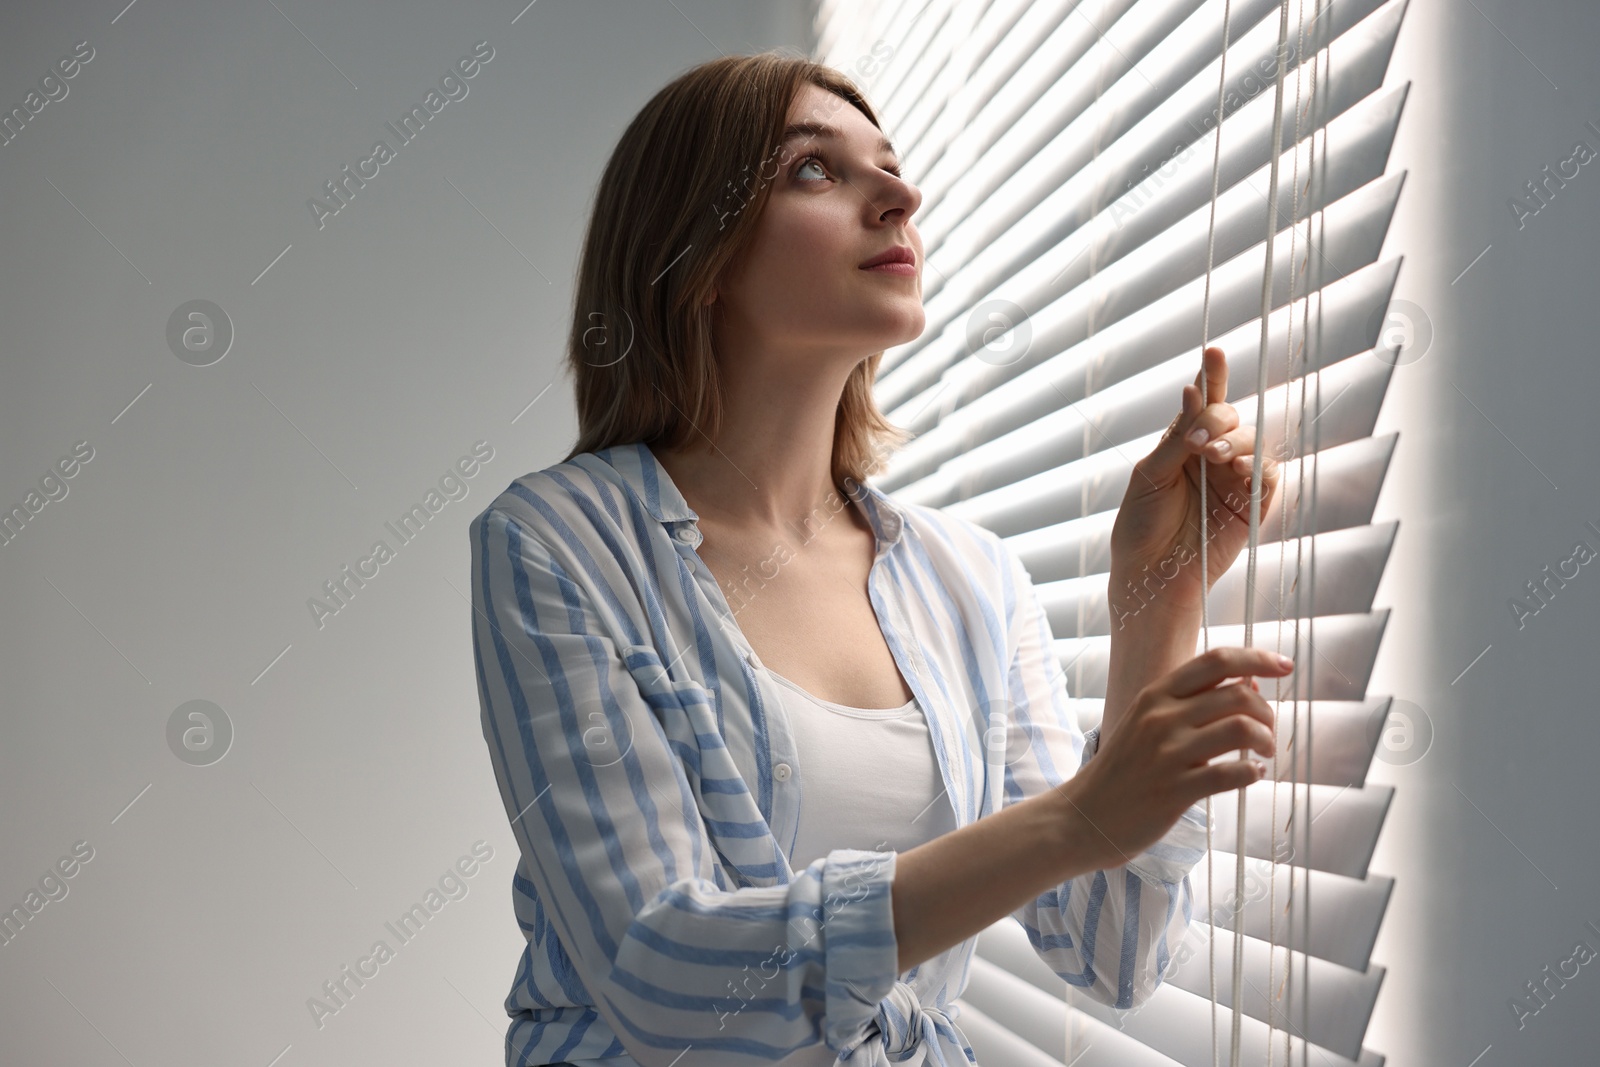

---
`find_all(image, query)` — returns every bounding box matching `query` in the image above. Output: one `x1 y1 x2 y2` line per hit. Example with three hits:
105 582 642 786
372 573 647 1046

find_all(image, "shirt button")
675 526 697 543
746 651 762 670
773 763 792 781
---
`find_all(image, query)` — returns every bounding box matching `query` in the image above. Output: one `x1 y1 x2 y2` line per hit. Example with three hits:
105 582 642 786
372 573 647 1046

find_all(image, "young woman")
471 51 1286 1067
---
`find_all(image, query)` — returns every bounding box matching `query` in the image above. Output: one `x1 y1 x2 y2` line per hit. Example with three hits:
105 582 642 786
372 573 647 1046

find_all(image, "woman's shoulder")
469 446 644 552
866 492 1027 620
890 494 1014 573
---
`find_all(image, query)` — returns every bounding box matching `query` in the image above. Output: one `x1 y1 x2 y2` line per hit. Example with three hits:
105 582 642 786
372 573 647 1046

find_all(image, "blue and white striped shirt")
470 442 1210 1067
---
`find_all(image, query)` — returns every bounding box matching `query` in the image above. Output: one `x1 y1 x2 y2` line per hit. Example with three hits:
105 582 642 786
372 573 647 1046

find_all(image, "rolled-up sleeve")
994 539 1208 1010
471 503 900 1066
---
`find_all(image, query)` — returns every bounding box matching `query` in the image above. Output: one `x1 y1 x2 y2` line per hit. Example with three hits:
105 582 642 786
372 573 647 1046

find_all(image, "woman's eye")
795 155 828 181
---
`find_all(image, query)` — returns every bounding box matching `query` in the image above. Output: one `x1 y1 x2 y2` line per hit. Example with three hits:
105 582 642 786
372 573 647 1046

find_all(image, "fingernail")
1276 654 1294 670
1210 440 1231 458
1187 428 1209 447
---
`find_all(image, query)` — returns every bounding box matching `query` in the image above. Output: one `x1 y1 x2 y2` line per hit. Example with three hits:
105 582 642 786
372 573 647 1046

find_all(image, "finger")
1204 450 1280 518
1232 454 1281 505
1185 402 1243 456
1137 380 1205 483
1163 646 1294 699
1217 451 1281 502
1171 684 1267 735
1229 450 1281 487
1181 757 1268 799
1203 422 1254 463
1192 345 1228 406
1178 710 1276 763
1175 681 1276 733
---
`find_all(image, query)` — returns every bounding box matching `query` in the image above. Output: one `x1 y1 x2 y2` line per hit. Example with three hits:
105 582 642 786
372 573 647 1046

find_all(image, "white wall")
0 2 810 1063
1368 0 1600 1064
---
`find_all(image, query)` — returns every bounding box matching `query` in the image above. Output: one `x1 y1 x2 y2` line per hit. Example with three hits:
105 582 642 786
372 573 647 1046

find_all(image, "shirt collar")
593 441 907 558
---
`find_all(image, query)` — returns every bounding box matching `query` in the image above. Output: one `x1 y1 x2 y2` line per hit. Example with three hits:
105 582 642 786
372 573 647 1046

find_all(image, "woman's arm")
996 541 1214 1008
1103 593 1203 749
1105 346 1281 713
895 348 1286 1004
890 764 1107 974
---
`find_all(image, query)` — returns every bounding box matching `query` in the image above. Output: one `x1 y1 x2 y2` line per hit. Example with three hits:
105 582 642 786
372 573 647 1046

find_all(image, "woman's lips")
861 262 917 275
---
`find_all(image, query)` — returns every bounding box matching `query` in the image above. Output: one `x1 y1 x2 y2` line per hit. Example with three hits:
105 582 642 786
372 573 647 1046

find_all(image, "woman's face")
711 83 925 370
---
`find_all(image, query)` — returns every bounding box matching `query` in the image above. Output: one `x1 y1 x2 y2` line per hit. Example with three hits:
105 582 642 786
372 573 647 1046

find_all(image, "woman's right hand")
1054 646 1293 872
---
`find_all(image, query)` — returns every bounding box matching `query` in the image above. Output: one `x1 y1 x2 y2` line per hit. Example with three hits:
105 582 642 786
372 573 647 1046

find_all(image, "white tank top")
763 665 958 873
762 666 955 1067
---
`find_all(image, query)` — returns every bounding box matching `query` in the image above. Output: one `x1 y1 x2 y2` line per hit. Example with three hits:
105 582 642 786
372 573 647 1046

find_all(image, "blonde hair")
560 50 914 489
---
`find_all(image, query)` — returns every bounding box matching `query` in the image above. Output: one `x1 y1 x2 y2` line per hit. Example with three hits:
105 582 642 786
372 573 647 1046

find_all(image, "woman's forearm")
886 587 1214 975
1101 592 1200 749
889 785 1097 973
887 581 1206 974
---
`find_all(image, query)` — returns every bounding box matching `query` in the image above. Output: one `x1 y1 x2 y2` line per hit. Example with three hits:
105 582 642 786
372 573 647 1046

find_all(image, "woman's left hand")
1108 346 1280 625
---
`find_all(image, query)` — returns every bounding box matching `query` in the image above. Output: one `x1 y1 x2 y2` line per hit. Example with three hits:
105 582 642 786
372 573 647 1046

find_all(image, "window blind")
813 0 1410 1064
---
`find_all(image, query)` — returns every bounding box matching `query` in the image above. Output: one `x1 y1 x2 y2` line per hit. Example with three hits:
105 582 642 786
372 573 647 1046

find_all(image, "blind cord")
1197 0 1234 1062
1231 1 1296 1062
1267 0 1312 1059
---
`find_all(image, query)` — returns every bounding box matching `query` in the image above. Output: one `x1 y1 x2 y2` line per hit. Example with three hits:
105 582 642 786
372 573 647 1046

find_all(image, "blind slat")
899 342 1395 508
1208 779 1395 880
884 0 1406 386
959 956 1185 1066
970 922 1388 1066
884 164 1406 493
1039 520 1398 635
1054 610 1391 705
936 423 1395 539
952 999 1105 1067
1168 926 1384 1061
1075 696 1391 789
1191 850 1395 971
900 0 1145 213
915 0 1267 256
